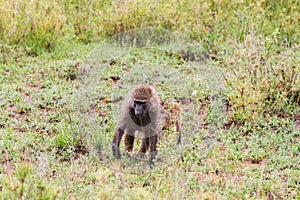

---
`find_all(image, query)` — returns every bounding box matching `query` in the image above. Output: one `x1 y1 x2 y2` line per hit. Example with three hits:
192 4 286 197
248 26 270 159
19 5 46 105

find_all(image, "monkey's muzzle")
134 107 144 117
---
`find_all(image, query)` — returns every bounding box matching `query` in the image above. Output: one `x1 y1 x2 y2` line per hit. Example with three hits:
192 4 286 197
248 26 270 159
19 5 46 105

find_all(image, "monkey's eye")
142 105 146 109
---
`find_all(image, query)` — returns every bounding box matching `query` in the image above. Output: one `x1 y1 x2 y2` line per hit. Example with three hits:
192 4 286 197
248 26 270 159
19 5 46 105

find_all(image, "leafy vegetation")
0 0 299 199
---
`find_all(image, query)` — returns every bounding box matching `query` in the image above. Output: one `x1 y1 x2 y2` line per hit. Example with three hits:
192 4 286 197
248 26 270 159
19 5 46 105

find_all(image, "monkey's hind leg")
176 120 182 144
136 138 149 159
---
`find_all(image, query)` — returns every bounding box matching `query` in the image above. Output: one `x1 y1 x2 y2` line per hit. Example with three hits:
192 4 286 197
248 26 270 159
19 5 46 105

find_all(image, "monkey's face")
133 100 147 117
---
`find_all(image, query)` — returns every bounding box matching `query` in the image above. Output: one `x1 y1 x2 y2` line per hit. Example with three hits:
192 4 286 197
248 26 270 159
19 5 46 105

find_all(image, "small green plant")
1 164 59 199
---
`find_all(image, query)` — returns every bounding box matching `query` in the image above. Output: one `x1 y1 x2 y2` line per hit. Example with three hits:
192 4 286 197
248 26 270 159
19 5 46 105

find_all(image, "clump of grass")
222 32 299 123
0 0 66 54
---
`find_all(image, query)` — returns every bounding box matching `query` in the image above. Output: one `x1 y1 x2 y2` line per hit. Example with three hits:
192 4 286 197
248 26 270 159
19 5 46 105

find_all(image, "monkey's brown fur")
112 85 161 163
161 101 182 144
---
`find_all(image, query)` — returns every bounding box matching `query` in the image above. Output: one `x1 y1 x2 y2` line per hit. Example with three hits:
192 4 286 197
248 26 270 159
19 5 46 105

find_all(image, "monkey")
112 84 161 164
161 101 182 144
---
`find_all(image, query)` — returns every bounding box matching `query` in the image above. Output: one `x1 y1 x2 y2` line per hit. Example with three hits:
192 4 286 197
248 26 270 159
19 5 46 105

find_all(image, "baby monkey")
161 101 182 144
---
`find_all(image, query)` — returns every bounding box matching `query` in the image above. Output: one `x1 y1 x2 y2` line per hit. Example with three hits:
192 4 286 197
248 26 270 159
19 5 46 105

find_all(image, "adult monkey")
112 84 161 164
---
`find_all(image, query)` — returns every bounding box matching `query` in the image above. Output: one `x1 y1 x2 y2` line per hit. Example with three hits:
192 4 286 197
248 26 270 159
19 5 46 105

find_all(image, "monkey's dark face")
133 101 147 117
129 100 153 127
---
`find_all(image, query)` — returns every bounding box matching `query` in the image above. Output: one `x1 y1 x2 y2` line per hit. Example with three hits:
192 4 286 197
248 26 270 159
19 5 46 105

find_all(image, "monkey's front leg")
124 130 135 156
112 127 124 159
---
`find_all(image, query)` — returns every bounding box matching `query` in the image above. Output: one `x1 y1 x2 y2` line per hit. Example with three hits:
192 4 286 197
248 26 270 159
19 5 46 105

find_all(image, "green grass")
1 0 299 54
1 0 300 199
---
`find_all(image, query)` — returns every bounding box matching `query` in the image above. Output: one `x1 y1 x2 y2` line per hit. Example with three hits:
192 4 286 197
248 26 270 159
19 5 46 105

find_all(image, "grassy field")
1 0 299 199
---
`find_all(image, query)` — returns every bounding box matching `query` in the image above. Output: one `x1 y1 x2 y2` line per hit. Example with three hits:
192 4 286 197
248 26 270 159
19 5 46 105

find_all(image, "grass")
0 0 300 199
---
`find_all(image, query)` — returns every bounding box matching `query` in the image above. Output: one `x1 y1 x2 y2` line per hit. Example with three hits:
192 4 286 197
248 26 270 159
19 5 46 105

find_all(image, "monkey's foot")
134 152 148 161
125 151 134 157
